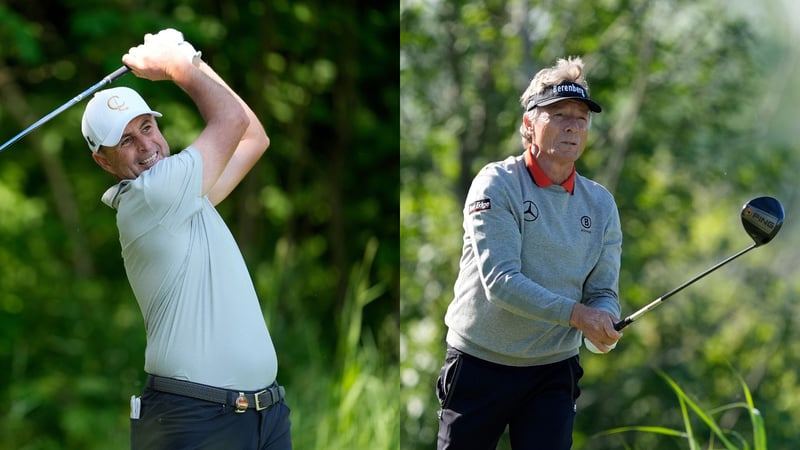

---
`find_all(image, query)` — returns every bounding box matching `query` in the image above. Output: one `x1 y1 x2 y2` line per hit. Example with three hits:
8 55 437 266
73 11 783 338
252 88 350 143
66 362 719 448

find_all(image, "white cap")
81 87 162 152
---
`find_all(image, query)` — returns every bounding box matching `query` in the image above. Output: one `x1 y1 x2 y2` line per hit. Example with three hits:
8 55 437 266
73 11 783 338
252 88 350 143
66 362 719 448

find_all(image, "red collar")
524 146 576 194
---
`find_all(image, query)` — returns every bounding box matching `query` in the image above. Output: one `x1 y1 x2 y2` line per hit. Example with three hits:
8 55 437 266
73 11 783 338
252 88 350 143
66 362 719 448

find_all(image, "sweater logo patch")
581 215 592 232
469 199 491 214
523 201 539 222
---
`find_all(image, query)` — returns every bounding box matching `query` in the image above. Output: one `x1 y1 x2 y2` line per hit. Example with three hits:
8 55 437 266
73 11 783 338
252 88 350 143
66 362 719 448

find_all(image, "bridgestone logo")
469 199 491 214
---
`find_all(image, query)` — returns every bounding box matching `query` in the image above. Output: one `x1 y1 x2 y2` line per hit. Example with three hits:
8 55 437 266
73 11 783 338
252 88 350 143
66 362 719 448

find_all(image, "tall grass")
289 238 400 449
0 236 398 450
595 370 767 449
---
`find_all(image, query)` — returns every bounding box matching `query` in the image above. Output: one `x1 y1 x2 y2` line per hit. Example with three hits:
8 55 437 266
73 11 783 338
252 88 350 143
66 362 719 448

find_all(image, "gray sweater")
445 153 621 366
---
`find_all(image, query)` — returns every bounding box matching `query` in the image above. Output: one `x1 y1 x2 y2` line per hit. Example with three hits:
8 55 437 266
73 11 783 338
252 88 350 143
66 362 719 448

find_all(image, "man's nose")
563 117 586 132
133 136 149 151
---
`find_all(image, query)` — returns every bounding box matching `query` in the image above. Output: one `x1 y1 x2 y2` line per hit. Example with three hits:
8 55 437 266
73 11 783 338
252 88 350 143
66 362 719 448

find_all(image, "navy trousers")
436 346 583 450
131 387 292 450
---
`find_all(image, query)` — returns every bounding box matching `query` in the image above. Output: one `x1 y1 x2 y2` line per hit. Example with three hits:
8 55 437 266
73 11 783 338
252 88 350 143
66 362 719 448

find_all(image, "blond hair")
518 57 592 146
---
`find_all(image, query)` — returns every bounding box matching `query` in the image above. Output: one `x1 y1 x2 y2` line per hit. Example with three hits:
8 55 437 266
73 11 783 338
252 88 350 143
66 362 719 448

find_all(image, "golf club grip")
614 318 631 331
107 65 131 82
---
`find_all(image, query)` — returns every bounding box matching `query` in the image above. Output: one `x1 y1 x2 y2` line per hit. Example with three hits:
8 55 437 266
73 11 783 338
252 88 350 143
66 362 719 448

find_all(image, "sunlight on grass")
595 369 767 450
290 238 399 450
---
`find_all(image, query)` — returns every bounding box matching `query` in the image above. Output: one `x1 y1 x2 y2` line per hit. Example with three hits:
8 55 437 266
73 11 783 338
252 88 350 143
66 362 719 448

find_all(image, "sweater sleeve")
582 200 622 316
463 167 577 325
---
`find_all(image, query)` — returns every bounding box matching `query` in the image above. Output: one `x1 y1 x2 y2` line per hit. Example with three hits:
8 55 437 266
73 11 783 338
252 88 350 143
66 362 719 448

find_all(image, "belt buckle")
234 392 249 413
254 388 270 411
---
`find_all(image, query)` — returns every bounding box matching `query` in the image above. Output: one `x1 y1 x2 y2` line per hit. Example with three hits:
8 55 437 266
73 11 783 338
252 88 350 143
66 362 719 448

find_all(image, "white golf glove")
584 337 617 354
144 28 202 67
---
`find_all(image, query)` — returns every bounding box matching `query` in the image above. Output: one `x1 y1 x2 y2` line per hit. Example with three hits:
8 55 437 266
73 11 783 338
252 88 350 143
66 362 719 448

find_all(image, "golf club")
0 65 130 153
586 196 784 353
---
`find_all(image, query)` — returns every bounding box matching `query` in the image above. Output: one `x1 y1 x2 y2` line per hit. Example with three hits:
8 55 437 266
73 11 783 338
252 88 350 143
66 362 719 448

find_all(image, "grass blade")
736 372 768 450
658 371 738 450
596 425 688 438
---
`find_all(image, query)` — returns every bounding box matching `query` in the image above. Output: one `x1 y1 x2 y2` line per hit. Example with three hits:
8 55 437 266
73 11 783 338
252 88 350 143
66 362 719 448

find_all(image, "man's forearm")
196 61 267 146
172 61 249 136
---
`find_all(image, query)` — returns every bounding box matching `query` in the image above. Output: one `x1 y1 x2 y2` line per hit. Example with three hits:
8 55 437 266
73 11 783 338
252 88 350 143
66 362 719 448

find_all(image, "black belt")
147 375 285 413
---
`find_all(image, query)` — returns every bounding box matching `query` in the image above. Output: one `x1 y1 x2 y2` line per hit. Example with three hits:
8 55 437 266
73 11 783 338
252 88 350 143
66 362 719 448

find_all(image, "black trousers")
131 387 292 450
436 346 583 450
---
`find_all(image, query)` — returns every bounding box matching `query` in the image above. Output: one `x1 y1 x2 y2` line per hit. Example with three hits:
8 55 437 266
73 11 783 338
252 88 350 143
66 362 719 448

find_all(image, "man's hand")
122 29 200 82
569 303 622 353
146 29 202 66
119 29 265 204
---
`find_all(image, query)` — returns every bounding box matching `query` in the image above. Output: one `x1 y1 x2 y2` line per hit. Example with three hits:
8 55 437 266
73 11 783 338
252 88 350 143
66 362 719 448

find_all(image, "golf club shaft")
614 243 757 331
0 65 130 153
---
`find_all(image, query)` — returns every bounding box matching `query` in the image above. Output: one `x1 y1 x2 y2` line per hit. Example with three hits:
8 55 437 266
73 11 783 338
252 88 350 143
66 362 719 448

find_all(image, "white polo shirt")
102 147 277 390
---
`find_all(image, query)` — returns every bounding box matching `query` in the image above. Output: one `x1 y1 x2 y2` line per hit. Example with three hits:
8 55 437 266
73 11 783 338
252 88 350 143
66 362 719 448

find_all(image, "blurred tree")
0 1 398 449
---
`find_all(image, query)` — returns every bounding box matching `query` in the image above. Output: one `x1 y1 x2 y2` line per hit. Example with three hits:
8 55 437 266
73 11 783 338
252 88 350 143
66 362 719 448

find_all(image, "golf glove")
145 28 202 67
584 337 617 354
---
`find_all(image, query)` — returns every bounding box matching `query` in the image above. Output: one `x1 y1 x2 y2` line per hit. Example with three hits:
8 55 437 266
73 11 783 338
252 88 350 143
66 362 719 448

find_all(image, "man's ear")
522 113 533 130
92 149 115 174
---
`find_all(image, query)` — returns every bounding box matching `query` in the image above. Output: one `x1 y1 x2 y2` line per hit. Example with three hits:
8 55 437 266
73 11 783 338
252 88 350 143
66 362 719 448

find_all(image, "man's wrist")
177 41 202 67
568 302 586 328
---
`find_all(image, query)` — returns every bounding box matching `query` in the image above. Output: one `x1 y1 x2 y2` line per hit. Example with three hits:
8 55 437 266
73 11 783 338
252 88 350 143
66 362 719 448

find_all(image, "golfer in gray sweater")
436 56 623 450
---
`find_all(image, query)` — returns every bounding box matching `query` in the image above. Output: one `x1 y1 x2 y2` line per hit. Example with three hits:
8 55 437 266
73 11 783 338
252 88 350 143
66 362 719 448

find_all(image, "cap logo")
107 96 128 111
551 83 586 98
525 81 602 113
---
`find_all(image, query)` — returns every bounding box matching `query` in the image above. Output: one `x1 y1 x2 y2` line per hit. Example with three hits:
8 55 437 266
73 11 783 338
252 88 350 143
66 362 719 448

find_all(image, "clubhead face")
741 196 784 246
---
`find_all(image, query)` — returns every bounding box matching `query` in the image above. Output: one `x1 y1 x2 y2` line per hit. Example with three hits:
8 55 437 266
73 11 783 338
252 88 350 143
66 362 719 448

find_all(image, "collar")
524 146 576 194
101 180 132 210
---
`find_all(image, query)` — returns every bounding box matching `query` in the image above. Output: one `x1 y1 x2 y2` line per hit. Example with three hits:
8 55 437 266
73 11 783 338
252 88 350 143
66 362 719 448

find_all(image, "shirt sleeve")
137 147 205 231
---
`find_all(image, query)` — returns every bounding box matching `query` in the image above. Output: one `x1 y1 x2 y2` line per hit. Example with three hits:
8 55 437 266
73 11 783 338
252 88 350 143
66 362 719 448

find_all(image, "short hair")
518 56 593 146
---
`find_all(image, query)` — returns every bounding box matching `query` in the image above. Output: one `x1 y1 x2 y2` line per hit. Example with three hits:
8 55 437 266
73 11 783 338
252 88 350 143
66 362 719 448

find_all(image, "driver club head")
741 196 784 246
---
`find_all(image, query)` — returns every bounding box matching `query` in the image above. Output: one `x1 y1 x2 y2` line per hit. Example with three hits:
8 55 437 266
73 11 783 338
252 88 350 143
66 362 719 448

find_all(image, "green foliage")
595 370 767 450
0 0 398 448
402 0 800 448
291 239 399 450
